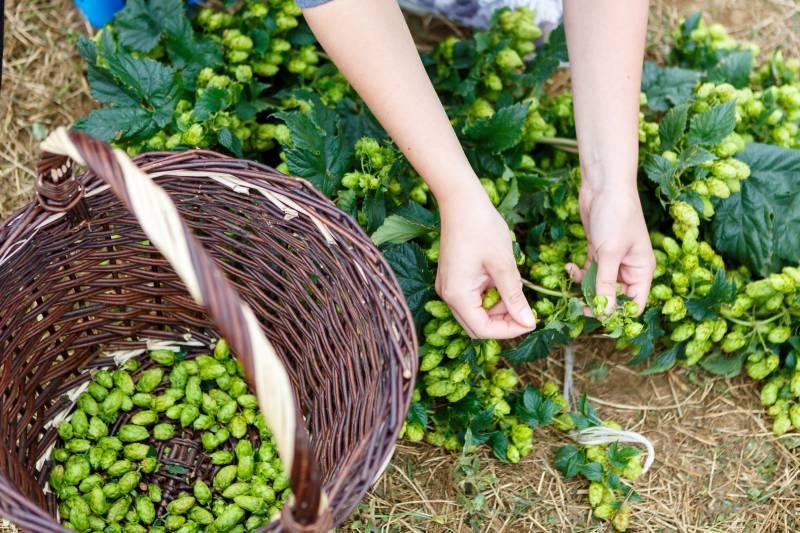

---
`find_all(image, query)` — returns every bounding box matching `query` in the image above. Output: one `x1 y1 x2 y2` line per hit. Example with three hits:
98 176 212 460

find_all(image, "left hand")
566 184 656 315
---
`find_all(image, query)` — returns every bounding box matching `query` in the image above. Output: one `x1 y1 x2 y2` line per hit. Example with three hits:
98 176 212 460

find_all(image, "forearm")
564 0 649 192
302 0 482 203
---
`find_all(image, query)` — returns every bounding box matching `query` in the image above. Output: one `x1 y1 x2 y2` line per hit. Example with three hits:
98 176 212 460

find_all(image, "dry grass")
358 340 800 532
2 1 800 532
1 0 93 218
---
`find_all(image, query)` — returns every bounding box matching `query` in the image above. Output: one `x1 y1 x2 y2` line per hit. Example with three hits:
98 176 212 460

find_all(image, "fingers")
487 259 536 330
438 274 533 340
595 250 623 315
449 296 535 340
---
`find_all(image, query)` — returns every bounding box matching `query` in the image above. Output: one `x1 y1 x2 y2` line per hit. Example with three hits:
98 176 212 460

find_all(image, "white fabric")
399 0 563 30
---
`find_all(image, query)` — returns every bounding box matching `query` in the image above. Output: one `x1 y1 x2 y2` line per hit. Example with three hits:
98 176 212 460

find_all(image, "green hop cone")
482 287 501 309
767 326 791 344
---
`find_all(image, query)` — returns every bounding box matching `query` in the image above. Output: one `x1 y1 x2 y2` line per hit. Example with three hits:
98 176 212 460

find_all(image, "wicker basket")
0 129 418 532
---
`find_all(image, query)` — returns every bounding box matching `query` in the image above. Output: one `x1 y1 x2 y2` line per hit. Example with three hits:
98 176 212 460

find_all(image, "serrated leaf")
678 146 716 169
383 243 436 331
515 386 558 429
113 0 183 52
372 203 438 246
490 432 510 463
462 103 529 153
641 62 702 112
699 350 747 377
407 402 428 428
193 87 229 121
709 50 753 88
502 321 570 365
659 104 689 151
217 128 243 158
641 343 683 375
97 31 180 127
554 444 585 479
277 105 353 196
497 178 520 222
578 462 604 482
77 37 139 108
687 100 737 146
163 17 223 88
643 154 679 198
75 107 157 143
524 24 568 85
685 270 737 320
710 143 800 276
607 442 640 469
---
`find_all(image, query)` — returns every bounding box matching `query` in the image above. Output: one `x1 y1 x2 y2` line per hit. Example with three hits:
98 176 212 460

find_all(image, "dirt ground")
2 1 800 532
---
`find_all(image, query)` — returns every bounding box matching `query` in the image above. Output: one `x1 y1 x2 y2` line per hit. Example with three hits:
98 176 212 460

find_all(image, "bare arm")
564 0 656 312
302 0 536 337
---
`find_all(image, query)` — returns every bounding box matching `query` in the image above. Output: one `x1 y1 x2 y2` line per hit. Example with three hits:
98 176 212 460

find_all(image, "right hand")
435 180 536 339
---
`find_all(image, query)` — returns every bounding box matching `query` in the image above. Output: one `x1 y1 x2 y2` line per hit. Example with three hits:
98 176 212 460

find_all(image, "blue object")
74 0 125 28
74 0 203 29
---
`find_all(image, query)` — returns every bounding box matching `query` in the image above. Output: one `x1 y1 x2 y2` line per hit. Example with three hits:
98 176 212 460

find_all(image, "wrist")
432 173 492 214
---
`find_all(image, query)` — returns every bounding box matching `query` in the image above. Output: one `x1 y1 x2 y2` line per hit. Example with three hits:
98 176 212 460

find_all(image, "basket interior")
0 162 414 529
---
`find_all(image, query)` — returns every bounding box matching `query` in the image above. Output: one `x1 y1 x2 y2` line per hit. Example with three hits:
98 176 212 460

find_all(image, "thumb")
595 252 622 315
488 260 536 329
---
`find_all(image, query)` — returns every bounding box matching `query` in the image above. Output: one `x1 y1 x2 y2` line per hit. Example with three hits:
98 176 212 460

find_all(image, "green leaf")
113 0 183 52
641 62 702 112
75 107 157 143
394 202 438 228
524 24 568 85
580 260 598 306
277 105 353 196
712 143 800 275
685 270 738 320
372 203 438 246
643 154 679 198
709 50 753 88
98 31 180 127
489 432 510 463
193 87 229 121
503 321 570 365
687 100 737 146
383 243 436 331
515 386 558 429
166 464 189 475
578 462 604 482
569 394 602 430
641 343 683 375
497 178 520 221
163 17 223 88
699 350 748 378
407 402 428 428
554 445 585 479
336 189 357 216
678 146 716 170
627 308 665 365
77 37 139 108
217 128 243 158
462 103 529 153
363 189 386 233
607 442 640 469
659 104 690 152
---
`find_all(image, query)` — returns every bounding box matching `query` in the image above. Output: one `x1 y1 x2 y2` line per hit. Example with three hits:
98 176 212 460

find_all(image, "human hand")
566 185 656 315
435 180 536 339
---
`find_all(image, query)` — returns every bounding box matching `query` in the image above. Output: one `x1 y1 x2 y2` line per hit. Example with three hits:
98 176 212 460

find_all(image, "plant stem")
536 136 579 148
522 279 577 299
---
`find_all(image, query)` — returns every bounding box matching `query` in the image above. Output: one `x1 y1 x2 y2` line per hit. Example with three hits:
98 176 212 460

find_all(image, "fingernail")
519 306 536 328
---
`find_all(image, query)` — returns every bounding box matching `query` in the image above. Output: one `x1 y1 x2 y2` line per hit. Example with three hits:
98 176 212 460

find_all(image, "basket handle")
38 128 331 531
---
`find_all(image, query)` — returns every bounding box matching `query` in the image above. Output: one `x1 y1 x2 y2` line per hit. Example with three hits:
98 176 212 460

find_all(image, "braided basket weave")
0 129 418 532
